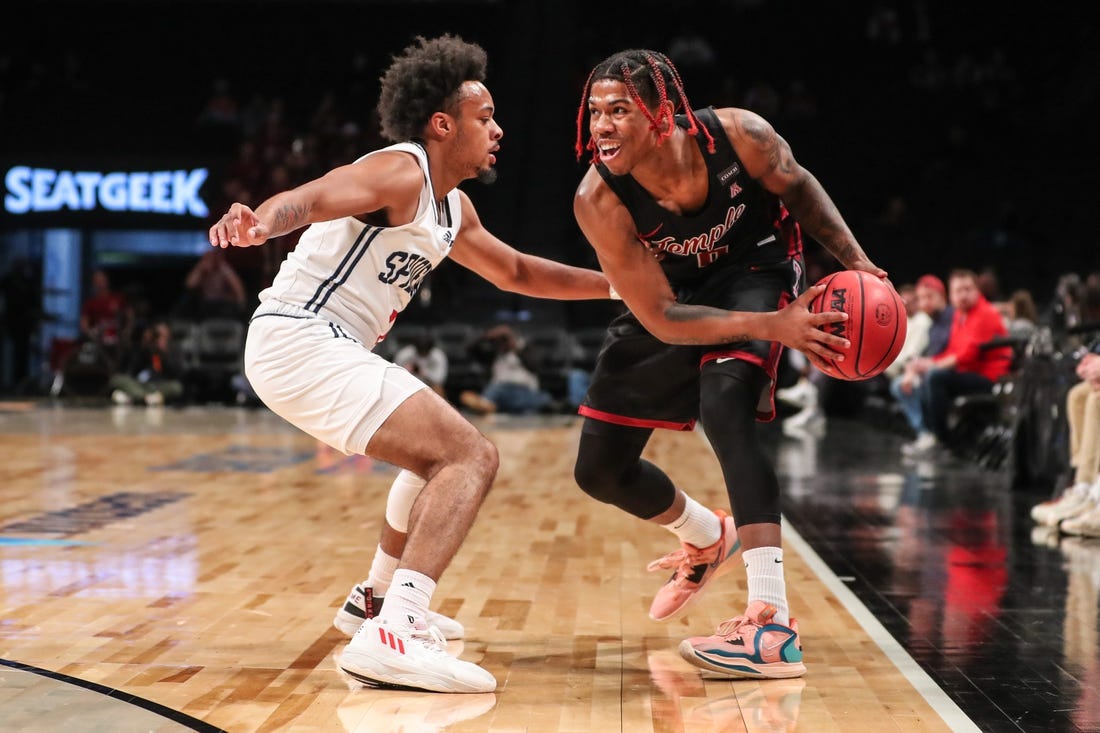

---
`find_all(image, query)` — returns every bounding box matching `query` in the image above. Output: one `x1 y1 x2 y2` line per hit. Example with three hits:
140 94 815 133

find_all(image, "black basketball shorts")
579 256 804 430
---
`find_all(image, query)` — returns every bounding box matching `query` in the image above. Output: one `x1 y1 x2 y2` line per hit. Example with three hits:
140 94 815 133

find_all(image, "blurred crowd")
0 3 1093 448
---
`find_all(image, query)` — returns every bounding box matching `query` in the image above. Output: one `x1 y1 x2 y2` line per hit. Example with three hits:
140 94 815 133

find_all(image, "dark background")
1 0 1098 342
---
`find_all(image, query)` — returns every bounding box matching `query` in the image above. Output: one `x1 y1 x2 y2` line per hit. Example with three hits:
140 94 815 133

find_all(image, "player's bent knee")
442 430 498 493
469 435 499 484
573 459 621 505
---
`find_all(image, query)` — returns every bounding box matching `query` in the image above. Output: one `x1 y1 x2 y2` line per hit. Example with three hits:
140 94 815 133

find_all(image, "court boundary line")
0 658 226 733
781 519 982 733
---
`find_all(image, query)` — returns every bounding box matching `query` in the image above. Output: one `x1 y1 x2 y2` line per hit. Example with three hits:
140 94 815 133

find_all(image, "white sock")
743 546 790 626
364 545 400 597
661 494 721 548
377 569 436 628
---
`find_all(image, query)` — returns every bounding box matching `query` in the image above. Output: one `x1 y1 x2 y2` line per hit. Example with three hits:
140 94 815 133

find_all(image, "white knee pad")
385 469 427 533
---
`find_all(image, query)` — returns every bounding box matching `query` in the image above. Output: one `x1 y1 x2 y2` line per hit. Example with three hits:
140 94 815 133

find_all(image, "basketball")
808 270 907 381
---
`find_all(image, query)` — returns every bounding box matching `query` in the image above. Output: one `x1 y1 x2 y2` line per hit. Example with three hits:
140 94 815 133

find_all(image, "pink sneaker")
678 600 806 679
647 510 740 621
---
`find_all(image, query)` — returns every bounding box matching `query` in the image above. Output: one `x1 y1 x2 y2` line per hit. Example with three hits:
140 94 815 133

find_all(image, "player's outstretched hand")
772 284 849 372
209 203 270 248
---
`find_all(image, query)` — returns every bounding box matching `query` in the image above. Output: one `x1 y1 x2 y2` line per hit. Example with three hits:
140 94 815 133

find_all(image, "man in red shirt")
80 269 133 355
903 268 1011 455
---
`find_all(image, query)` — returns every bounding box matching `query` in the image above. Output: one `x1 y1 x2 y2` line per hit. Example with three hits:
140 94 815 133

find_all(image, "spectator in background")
1044 272 1083 334
181 249 247 319
776 350 825 436
460 324 553 415
884 283 930 382
1003 288 1039 340
1031 348 1100 537
903 269 1011 456
977 266 1002 304
80 269 133 363
891 274 953 438
109 321 186 407
393 332 449 399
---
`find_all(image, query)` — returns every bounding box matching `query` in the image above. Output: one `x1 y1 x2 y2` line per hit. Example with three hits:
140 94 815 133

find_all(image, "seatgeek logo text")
4 166 209 217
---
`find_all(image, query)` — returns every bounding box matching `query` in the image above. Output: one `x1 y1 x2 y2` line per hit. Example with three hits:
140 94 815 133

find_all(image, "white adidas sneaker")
333 584 465 639
339 617 496 693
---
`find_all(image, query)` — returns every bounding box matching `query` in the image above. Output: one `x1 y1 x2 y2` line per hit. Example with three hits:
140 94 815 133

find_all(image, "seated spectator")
80 268 134 364
179 249 248 319
393 331 449 399
890 274 953 438
1031 349 1100 536
1002 288 1039 340
775 350 824 436
1043 272 1084 334
885 283 930 380
109 321 186 406
903 269 1012 456
460 324 553 415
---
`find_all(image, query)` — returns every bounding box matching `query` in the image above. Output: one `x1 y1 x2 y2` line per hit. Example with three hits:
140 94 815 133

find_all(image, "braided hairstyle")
575 49 715 163
378 34 488 143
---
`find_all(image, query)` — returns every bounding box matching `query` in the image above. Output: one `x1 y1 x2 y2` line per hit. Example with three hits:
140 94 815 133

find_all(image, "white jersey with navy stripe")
257 142 461 344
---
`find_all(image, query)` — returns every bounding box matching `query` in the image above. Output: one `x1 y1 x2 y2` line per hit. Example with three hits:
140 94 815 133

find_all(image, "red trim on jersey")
577 405 696 432
774 203 803 258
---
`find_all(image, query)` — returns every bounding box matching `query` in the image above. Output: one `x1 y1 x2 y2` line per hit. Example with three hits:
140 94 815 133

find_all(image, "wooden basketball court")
0 404 970 731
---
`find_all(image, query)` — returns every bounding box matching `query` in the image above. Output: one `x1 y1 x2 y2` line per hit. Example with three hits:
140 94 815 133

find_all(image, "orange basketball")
808 270 907 381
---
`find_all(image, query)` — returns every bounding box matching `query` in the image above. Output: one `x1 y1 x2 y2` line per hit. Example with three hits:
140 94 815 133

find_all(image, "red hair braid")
659 52 715 153
574 66 598 162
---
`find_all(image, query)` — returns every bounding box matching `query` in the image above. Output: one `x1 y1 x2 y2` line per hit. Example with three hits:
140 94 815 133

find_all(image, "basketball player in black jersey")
572 49 886 679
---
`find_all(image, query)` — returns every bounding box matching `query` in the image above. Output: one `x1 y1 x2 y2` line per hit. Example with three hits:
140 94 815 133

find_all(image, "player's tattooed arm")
663 302 755 344
781 173 885 277
268 202 310 236
722 107 884 277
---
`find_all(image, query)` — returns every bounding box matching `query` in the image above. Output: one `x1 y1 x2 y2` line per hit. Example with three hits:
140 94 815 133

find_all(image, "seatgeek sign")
3 165 210 222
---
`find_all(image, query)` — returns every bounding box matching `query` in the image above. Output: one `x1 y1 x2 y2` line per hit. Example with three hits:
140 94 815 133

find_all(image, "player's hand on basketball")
776 285 849 370
848 258 889 281
209 203 270 248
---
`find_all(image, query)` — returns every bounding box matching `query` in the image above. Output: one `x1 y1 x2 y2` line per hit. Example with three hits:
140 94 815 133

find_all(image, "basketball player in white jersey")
207 35 620 693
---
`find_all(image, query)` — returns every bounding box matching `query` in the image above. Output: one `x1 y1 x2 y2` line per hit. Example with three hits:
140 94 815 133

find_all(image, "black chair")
947 333 1030 471
192 318 245 401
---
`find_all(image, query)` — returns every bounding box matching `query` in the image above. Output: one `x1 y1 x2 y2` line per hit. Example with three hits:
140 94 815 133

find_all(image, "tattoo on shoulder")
737 113 794 174
737 113 773 147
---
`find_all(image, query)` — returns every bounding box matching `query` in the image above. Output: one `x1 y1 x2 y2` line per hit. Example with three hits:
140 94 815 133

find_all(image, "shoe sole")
338 648 494 693
677 639 806 679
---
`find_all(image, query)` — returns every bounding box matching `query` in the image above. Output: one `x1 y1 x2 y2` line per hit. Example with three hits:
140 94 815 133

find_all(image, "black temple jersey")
595 107 802 287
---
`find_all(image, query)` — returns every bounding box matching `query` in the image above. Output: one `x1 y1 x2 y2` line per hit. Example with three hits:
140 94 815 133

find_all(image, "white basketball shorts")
244 300 425 455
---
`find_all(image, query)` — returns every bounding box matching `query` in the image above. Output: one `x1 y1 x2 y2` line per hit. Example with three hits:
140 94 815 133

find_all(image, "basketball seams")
854 270 867 378
863 284 906 378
